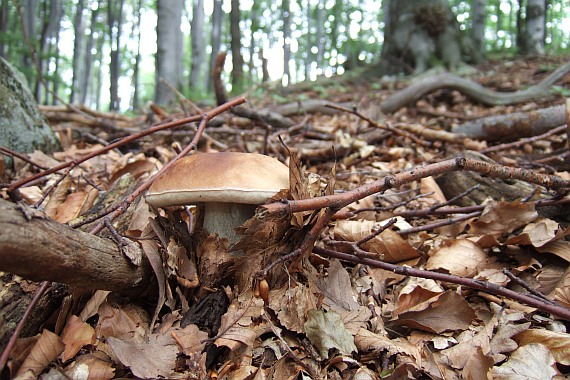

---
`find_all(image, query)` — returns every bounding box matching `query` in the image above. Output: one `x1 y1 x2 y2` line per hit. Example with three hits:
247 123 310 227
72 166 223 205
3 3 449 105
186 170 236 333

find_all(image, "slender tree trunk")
35 0 62 103
471 0 486 62
230 0 244 92
51 18 62 105
524 0 545 54
132 0 142 110
315 0 325 67
304 0 311 80
516 0 525 51
80 1 99 105
70 0 85 104
155 0 184 105
282 0 291 85
20 0 36 87
108 0 125 111
0 0 9 58
207 0 223 91
247 7 257 84
189 0 205 92
94 33 104 109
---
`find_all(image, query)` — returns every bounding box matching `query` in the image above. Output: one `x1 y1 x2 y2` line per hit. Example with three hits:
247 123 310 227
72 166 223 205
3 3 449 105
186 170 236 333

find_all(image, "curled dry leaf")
333 219 419 263
269 284 317 333
505 218 568 248
64 352 115 380
492 343 557 379
426 239 493 277
468 200 537 237
15 329 64 378
515 329 570 365
60 315 96 362
391 291 476 334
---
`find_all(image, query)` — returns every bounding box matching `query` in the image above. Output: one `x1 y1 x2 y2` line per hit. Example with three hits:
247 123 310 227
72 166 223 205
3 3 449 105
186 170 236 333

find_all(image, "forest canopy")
0 0 568 110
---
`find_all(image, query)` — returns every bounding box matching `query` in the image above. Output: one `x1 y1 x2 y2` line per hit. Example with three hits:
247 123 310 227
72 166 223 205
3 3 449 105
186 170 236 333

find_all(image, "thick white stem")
202 202 257 245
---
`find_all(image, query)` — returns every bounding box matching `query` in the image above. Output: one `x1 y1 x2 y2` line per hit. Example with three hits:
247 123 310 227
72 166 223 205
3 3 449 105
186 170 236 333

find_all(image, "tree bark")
69 0 85 104
0 0 9 58
107 0 125 111
282 0 291 85
0 199 153 294
80 1 99 106
189 0 205 92
471 0 486 62
207 0 223 92
230 0 244 92
155 0 184 105
524 0 545 55
378 0 462 75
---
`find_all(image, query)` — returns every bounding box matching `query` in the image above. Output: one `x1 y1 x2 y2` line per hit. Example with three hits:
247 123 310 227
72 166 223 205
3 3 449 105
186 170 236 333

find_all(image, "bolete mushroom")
145 152 289 245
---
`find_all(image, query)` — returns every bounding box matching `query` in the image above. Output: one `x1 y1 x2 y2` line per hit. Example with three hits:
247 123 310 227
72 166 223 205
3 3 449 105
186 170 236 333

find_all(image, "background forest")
0 0 569 112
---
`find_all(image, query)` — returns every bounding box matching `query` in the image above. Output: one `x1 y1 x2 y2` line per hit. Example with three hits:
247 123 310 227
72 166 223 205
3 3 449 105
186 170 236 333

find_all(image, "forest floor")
3 55 570 379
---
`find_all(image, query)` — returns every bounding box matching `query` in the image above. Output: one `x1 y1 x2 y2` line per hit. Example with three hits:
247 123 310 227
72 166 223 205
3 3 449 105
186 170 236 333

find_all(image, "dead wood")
380 61 570 113
0 199 153 294
451 104 566 141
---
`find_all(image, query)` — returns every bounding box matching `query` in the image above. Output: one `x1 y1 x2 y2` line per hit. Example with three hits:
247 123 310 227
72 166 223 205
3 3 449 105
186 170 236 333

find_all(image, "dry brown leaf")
355 328 421 364
64 352 115 380
553 267 570 308
171 324 208 356
107 332 178 379
420 176 447 205
314 258 360 312
96 302 149 341
490 322 531 357
426 239 493 277
269 284 316 333
391 291 475 334
215 294 266 351
109 158 156 185
334 219 419 263
469 200 537 237
492 343 557 379
505 218 568 248
462 346 493 380
15 329 64 378
78 290 111 322
44 176 72 218
537 240 570 263
515 329 570 365
54 190 98 223
60 315 96 362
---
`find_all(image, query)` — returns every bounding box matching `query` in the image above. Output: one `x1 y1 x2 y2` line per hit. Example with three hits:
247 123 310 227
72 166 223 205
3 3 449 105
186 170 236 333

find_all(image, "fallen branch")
312 246 570 321
380 61 570 113
452 104 566 142
0 199 153 293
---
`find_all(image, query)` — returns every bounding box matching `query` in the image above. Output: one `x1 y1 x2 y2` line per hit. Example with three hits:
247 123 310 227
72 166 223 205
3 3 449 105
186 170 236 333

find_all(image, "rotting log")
0 199 154 294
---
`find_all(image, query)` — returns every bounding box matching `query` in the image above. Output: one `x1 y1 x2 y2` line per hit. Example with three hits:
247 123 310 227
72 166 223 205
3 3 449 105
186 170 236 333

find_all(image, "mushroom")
145 152 289 245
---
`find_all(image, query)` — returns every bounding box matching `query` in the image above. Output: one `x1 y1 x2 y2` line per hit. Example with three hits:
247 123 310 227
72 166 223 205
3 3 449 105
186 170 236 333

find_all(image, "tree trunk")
282 0 291 85
132 0 142 110
207 0 223 92
20 0 35 78
0 0 9 58
155 0 184 105
80 2 99 106
524 0 545 54
107 0 125 111
189 0 205 93
378 0 462 75
230 0 244 93
471 0 486 62
35 0 62 103
70 0 85 104
315 0 325 67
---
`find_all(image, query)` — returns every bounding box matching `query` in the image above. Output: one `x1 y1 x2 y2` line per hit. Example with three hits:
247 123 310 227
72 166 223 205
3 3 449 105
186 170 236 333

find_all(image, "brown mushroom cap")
146 152 289 208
